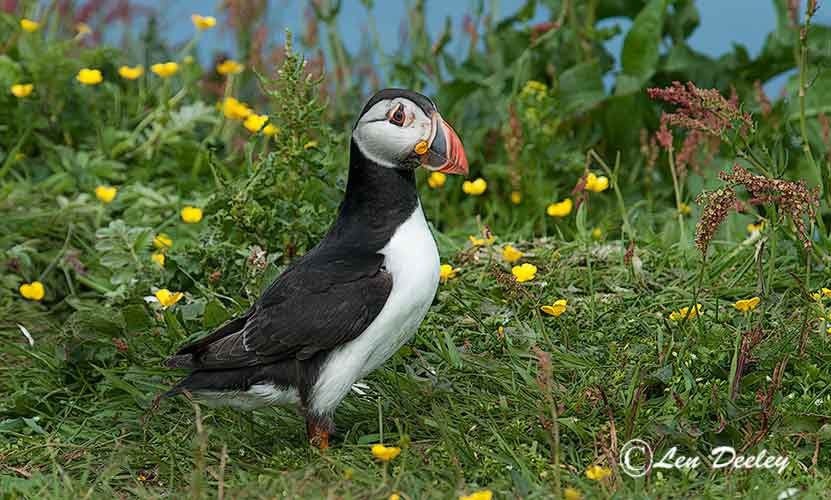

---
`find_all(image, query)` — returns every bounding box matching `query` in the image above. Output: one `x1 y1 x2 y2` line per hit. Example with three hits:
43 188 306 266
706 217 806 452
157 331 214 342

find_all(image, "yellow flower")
823 288 831 298
153 233 173 249
263 124 280 136
20 19 39 32
564 488 581 500
510 191 522 204
221 97 253 120
440 264 459 283
152 253 165 267
95 185 117 203
243 114 269 133
459 490 493 500
669 303 702 321
502 245 523 263
467 230 496 247
546 199 572 217
19 281 45 301
118 65 144 80
191 14 217 30
521 79 548 100
371 444 401 461
584 173 609 193
76 68 103 85
428 172 446 189
733 296 760 312
468 234 495 246
811 292 822 301
10 84 33 98
217 59 244 75
541 299 567 317
591 228 602 240
462 178 487 196
747 221 765 233
389 494 401 500
585 465 612 480
155 289 184 308
304 140 318 150
678 202 692 216
181 206 203 223
151 62 179 78
76 22 92 35
512 263 537 283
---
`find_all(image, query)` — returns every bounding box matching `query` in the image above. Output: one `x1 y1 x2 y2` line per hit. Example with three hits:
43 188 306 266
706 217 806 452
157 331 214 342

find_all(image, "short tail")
161 355 196 398
161 386 184 398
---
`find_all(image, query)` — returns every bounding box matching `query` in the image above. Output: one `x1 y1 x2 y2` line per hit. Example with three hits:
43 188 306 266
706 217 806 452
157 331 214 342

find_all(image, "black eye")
390 106 405 126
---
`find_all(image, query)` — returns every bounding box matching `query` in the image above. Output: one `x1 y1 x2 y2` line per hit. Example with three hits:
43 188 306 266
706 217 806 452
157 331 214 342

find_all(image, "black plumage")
165 140 417 385
162 89 467 448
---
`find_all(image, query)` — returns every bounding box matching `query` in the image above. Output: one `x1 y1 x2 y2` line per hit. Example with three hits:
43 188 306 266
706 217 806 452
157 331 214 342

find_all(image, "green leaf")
559 61 606 115
179 299 206 322
596 0 651 20
785 71 831 121
121 304 155 331
617 0 668 95
93 366 143 398
163 308 187 338
0 55 22 87
203 299 231 329
443 331 462 369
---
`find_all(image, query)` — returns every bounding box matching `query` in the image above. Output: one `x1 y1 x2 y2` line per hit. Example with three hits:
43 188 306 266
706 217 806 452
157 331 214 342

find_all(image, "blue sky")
121 0 828 94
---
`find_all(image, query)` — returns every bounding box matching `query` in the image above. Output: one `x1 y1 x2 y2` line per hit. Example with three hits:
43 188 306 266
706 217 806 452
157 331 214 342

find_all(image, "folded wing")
165 251 393 370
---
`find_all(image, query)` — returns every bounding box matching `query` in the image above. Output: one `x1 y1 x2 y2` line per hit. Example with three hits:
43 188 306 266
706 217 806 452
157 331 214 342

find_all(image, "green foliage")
618 0 667 94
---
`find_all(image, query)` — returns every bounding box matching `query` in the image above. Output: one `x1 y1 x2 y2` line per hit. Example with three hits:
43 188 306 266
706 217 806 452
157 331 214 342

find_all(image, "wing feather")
166 250 392 370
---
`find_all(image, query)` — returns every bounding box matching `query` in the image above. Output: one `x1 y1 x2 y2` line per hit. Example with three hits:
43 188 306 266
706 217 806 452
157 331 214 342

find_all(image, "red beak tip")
436 119 468 175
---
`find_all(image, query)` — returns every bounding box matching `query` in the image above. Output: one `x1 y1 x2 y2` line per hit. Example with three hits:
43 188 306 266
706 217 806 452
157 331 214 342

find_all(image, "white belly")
195 384 300 410
310 203 440 416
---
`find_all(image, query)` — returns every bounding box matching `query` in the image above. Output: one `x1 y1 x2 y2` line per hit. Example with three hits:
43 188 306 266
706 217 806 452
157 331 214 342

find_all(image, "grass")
2 219 830 499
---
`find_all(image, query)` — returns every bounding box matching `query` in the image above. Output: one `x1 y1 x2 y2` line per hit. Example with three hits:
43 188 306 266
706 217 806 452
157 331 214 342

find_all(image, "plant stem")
667 146 687 247
766 206 777 297
798 5 823 202
591 150 634 241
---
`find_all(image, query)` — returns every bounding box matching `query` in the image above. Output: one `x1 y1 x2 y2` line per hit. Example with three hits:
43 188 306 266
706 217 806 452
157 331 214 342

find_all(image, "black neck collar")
321 140 419 253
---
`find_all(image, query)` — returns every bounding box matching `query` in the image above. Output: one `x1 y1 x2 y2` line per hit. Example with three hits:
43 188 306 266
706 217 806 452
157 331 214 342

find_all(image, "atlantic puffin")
163 88 468 448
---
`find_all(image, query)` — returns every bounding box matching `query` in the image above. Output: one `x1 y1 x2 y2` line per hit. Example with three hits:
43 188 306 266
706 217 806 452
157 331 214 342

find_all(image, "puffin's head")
352 88 468 175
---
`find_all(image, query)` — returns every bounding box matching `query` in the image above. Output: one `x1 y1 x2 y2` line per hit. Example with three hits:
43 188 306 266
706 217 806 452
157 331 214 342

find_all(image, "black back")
165 89 430 397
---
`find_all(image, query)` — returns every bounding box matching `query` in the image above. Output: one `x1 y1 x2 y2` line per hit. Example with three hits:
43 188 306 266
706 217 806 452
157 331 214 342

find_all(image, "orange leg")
307 420 330 449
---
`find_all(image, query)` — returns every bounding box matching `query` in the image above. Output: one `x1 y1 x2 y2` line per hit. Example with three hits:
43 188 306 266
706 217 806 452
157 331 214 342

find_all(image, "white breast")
310 203 440 416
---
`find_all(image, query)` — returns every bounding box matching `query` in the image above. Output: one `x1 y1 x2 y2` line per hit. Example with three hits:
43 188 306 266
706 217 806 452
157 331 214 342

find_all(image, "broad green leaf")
617 0 668 95
203 299 231 329
559 60 606 115
0 55 22 87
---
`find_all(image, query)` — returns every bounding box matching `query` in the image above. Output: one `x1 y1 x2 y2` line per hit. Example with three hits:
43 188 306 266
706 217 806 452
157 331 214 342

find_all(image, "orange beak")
421 115 469 175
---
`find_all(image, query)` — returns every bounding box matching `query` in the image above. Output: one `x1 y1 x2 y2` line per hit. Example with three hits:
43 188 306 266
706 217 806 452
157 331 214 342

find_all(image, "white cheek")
354 123 424 169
